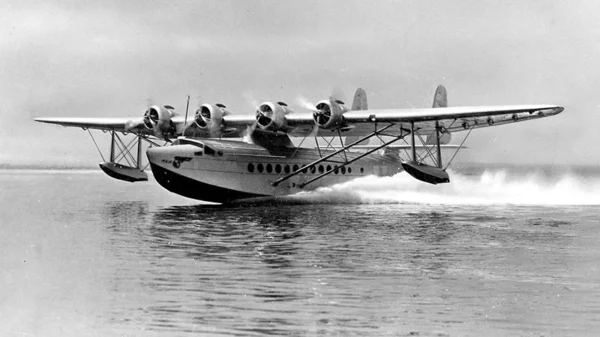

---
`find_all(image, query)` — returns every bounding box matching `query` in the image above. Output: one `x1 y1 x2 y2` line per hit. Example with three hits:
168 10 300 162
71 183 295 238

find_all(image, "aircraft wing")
305 104 563 138
35 104 563 140
34 117 149 134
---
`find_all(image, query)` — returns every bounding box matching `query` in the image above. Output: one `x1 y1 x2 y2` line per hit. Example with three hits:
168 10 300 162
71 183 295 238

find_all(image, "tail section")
426 85 451 144
432 85 447 108
351 88 368 111
346 88 368 146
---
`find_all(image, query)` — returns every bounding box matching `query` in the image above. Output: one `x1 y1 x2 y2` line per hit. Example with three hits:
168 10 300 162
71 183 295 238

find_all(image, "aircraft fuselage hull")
146 139 404 203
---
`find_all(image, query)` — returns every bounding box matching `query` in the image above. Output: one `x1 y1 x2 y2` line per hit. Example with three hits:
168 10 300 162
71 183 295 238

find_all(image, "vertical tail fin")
426 85 451 144
432 85 447 108
346 88 368 146
351 88 368 111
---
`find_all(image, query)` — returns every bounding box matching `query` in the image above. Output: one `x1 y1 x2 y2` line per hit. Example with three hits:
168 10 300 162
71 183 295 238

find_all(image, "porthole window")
348 167 352 174
275 164 282 173
326 165 331 172
318 165 324 174
284 165 290 174
360 167 364 174
257 163 264 173
334 166 339 174
310 166 316 174
293 164 299 172
248 163 255 173
266 164 273 173
302 165 308 174
341 167 346 174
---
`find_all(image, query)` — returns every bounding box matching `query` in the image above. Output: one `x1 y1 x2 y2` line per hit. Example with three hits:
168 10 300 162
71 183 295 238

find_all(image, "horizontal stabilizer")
401 161 450 185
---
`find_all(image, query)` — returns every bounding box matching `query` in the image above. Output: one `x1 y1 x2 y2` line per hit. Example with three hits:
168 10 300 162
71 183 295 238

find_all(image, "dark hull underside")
149 163 266 203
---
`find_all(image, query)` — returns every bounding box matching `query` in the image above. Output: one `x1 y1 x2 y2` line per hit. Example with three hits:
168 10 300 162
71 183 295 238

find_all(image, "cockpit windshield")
204 146 216 156
174 137 204 148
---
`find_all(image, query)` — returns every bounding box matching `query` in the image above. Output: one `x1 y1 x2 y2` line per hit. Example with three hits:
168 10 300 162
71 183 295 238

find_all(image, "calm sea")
1 165 599 336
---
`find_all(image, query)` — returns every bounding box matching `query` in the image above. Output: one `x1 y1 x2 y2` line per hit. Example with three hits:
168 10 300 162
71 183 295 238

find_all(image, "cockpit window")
176 138 205 148
204 146 216 156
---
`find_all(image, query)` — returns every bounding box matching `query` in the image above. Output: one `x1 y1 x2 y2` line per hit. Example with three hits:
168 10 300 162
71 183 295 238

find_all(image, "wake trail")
289 169 600 206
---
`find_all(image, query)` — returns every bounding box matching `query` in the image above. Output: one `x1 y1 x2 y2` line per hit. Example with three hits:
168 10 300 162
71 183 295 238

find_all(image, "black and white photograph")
1 0 599 336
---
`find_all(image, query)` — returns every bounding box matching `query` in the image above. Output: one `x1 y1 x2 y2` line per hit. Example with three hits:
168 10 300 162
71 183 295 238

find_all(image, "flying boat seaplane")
35 85 563 204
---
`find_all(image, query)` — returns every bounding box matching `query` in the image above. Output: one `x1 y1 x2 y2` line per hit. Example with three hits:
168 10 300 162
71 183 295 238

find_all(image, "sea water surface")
1 165 599 336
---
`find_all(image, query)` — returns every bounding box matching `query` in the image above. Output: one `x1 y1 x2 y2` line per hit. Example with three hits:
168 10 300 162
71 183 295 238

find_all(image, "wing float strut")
90 130 164 182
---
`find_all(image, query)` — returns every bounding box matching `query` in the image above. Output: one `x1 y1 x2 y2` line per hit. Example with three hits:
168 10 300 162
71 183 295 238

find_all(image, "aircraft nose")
145 146 164 165
146 144 197 169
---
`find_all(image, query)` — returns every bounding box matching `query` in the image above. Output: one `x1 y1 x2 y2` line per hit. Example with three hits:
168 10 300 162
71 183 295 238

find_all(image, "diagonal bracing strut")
298 133 407 188
271 124 396 187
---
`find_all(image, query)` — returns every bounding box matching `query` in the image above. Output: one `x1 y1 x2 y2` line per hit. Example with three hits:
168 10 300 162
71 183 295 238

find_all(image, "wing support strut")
298 132 407 188
272 124 398 187
84 129 164 183
436 121 442 168
400 120 468 185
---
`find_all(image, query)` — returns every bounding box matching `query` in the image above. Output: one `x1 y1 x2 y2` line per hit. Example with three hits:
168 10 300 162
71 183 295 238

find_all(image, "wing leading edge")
336 104 563 136
34 117 145 133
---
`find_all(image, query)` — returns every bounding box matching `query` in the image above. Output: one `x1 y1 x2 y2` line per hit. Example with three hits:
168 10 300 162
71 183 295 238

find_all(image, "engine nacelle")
194 104 229 136
313 99 347 129
256 102 291 132
143 105 176 140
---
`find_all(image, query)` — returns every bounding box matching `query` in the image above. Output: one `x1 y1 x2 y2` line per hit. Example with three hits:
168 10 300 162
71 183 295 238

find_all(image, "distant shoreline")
0 164 98 170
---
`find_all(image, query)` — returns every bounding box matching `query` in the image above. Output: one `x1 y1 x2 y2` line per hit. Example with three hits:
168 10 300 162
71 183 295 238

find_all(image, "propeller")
194 105 210 128
313 102 332 125
256 104 274 127
295 95 317 111
243 91 259 110
330 86 347 104
143 107 158 129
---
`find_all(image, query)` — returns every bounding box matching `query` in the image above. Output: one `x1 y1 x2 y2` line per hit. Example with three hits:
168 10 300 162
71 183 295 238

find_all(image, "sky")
1 0 599 167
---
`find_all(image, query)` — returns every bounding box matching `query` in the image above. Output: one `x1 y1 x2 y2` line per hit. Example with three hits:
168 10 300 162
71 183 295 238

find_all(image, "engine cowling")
194 104 229 136
143 105 176 140
312 99 347 129
255 102 291 132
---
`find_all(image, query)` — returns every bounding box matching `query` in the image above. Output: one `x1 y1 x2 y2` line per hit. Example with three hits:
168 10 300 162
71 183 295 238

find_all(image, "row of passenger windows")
247 163 365 175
